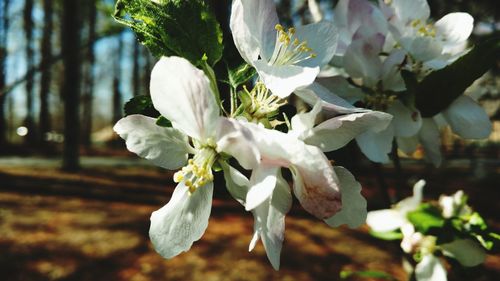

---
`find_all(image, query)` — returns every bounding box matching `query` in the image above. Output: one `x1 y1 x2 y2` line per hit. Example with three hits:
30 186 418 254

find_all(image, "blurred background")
0 0 498 280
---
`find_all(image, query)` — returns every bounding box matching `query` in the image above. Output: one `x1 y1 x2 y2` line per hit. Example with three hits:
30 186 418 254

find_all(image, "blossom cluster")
367 181 496 281
112 0 494 270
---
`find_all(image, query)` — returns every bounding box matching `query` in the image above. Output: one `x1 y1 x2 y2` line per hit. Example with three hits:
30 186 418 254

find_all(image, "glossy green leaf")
123 95 159 117
407 203 445 234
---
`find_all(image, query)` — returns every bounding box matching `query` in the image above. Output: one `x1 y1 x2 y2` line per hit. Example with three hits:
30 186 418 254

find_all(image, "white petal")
253 60 320 98
343 34 384 87
435 13 473 51
397 179 425 213
150 57 219 140
149 181 213 259
293 21 339 68
251 173 291 270
442 96 492 139
366 209 405 232
114 115 190 169
404 36 443 62
387 101 422 137
441 239 486 267
325 166 367 228
305 110 393 152
389 0 430 24
419 118 442 167
216 118 261 170
230 0 279 63
291 145 342 219
294 82 359 113
290 100 323 137
316 76 365 104
221 162 250 206
246 164 279 211
356 124 394 163
381 50 406 91
415 255 447 281
334 0 388 42
397 136 419 155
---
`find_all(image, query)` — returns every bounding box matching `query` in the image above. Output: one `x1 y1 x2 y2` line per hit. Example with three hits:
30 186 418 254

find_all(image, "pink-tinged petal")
290 145 342 219
442 96 492 139
114 115 190 169
418 118 442 167
387 100 422 137
415 255 447 281
230 0 279 63
435 13 473 52
343 33 384 88
293 22 339 68
356 124 394 163
335 0 388 40
253 60 320 98
149 181 213 259
150 57 219 140
325 166 367 228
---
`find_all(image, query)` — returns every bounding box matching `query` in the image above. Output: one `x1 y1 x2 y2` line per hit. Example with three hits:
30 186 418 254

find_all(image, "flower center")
364 92 397 111
410 19 436 38
174 139 218 194
268 24 317 66
243 82 286 121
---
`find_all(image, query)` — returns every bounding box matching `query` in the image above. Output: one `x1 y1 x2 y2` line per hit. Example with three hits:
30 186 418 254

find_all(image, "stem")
230 86 237 117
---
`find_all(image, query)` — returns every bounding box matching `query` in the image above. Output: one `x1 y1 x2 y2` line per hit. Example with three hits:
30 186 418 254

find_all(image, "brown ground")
0 161 498 281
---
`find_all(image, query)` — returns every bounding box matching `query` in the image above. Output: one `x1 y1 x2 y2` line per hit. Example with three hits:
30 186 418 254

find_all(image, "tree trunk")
132 41 140 96
112 34 124 124
0 0 10 147
61 0 81 171
23 0 36 145
143 47 152 95
81 0 97 148
39 0 53 147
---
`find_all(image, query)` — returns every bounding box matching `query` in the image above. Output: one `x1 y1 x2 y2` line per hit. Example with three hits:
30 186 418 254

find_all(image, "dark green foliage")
414 36 500 117
123 95 159 117
113 0 223 66
407 203 445 234
226 63 256 89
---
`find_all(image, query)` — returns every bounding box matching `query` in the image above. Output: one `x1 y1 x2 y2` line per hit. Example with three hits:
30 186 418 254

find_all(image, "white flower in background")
379 0 474 69
438 190 471 219
114 56 261 260
230 0 338 98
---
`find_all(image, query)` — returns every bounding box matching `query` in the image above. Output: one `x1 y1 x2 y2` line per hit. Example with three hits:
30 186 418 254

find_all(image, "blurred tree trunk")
39 0 53 147
112 33 124 124
23 0 36 145
61 0 82 171
132 41 140 96
277 0 293 26
0 0 10 147
143 47 152 95
81 0 97 148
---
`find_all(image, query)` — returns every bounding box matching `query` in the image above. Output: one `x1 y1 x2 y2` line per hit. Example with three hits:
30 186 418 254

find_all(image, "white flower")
230 0 338 98
114 56 259 260
379 0 474 69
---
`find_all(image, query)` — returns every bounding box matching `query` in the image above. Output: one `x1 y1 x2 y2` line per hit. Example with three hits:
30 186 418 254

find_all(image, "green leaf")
123 95 160 117
227 63 256 89
113 0 223 66
415 36 500 117
156 116 172 127
369 230 404 241
407 203 445 234
340 270 397 280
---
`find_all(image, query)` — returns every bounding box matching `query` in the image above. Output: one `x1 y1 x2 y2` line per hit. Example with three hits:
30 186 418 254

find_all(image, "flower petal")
149 181 213 259
290 145 342 219
294 82 360 113
253 60 320 98
415 255 447 281
356 124 394 163
442 95 492 139
216 118 261 170
221 162 250 206
397 136 419 155
230 0 279 63
366 209 405 232
114 115 190 169
343 33 384 87
246 164 279 211
381 50 406 91
402 36 442 62
441 239 486 267
435 13 473 52
304 110 393 152
325 166 367 228
294 21 339 68
251 173 292 270
150 57 219 140
387 101 422 137
316 76 365 104
388 0 430 24
419 118 442 167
